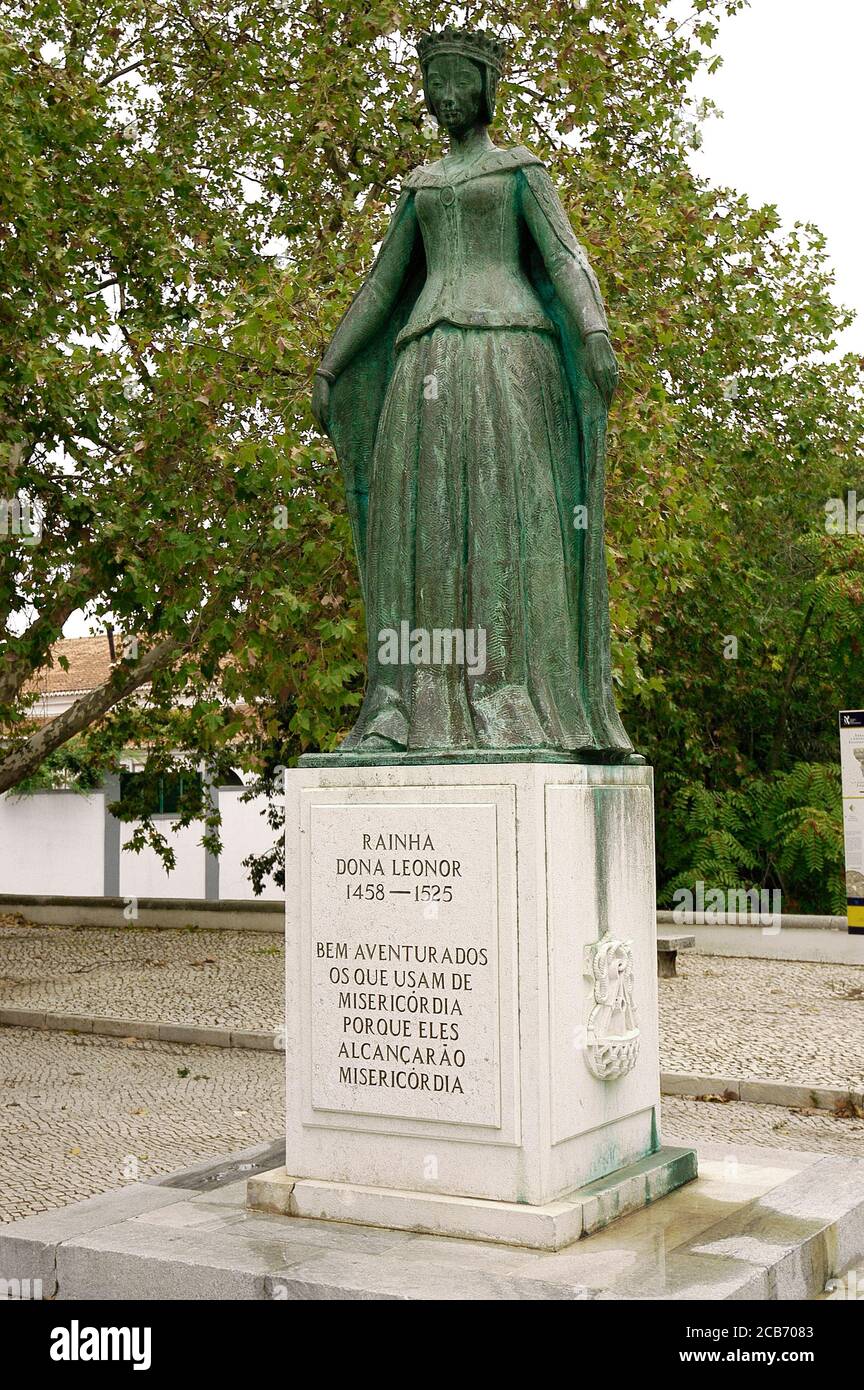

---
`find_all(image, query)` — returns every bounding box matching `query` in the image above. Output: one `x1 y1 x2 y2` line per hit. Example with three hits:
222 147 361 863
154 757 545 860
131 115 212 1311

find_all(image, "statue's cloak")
327 188 425 600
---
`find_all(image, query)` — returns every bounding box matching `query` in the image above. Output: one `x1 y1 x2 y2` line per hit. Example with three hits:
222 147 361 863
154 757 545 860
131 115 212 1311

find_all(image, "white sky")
688 0 864 354
59 0 862 639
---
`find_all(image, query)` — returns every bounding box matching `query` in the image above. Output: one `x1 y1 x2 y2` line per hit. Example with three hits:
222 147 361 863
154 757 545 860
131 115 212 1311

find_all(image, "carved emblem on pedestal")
583 935 640 1080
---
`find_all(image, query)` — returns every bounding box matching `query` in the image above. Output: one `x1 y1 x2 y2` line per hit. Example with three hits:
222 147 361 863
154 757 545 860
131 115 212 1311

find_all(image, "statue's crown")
417 25 508 76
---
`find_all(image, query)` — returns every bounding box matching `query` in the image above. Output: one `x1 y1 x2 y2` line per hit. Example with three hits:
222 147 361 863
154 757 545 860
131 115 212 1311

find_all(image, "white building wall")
0 791 105 895
118 819 207 901
216 787 283 902
0 786 283 902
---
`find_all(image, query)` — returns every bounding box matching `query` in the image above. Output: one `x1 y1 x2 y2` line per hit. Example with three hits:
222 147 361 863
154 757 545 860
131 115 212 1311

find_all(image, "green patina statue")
312 25 638 764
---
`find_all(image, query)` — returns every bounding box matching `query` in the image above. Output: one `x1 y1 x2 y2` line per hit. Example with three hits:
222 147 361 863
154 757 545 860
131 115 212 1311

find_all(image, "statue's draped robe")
327 145 631 754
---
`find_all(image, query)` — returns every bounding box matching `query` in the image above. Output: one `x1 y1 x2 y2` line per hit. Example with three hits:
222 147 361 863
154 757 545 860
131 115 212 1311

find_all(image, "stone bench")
656 934 695 978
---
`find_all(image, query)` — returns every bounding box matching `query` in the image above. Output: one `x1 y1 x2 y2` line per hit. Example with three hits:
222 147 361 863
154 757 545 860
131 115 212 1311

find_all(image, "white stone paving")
663 1096 864 1159
659 952 864 1090
3 923 862 1090
0 1027 283 1223
1 923 863 1222
0 919 283 1030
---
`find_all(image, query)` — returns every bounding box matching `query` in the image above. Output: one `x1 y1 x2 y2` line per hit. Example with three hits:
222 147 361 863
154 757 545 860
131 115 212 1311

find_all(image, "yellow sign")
839 711 864 935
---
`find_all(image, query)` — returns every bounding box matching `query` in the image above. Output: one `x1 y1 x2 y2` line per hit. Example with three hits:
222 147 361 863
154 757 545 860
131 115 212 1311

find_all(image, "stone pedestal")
253 761 695 1248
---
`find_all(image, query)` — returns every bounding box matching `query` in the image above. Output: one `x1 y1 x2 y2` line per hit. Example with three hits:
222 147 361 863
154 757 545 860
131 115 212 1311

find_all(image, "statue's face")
425 54 485 133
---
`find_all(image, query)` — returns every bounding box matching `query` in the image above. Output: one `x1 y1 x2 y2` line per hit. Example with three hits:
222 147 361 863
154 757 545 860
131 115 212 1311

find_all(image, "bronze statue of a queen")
313 24 635 761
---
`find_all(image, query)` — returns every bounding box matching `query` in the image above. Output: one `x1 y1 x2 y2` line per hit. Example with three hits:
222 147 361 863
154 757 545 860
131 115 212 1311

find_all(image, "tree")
2 1 861 905
0 0 368 814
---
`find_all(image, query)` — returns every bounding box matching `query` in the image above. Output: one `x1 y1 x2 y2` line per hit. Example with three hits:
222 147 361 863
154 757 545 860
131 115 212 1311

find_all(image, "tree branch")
0 636 182 794
99 58 148 87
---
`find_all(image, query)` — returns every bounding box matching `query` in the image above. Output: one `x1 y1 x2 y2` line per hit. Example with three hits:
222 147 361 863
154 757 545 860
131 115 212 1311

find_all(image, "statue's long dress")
327 146 632 755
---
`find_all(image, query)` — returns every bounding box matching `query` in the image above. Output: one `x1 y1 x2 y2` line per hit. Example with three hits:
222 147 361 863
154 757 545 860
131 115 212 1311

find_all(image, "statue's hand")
585 333 619 408
312 373 331 436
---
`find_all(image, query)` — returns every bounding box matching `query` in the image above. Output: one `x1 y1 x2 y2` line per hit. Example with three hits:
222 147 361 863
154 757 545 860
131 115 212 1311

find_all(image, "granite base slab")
246 1146 697 1251
4 1140 863 1300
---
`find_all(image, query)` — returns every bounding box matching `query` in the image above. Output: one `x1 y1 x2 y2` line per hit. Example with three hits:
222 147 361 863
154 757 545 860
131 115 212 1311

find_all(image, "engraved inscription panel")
307 800 501 1127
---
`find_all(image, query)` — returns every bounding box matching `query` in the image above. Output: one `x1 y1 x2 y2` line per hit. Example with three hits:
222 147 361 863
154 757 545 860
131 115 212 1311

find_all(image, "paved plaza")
659 952 864 1090
0 1027 284 1222
2 920 863 1087
1 920 862 1222
0 918 283 1031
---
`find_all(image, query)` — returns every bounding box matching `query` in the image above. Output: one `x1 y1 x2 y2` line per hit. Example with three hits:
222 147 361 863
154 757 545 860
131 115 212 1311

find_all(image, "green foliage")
12 737 108 791
1 1 861 904
659 763 847 915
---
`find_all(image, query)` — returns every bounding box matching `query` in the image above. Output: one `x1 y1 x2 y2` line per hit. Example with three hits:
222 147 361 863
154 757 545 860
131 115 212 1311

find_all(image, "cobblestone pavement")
663 1096 864 1158
0 1026 283 1223
1 1028 861 1223
0 920 283 1030
1 1023 862 1224
659 953 864 1090
2 923 862 1090
2 924 864 1222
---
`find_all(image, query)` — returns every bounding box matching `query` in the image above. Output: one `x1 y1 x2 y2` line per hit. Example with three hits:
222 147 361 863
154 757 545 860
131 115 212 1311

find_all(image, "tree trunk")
767 600 815 773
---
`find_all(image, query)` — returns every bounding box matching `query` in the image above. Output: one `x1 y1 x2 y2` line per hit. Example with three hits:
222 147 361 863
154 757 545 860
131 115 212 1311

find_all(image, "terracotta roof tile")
25 635 117 695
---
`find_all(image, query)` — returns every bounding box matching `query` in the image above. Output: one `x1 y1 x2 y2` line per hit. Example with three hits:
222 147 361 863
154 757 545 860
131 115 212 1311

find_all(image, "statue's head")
417 25 507 131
